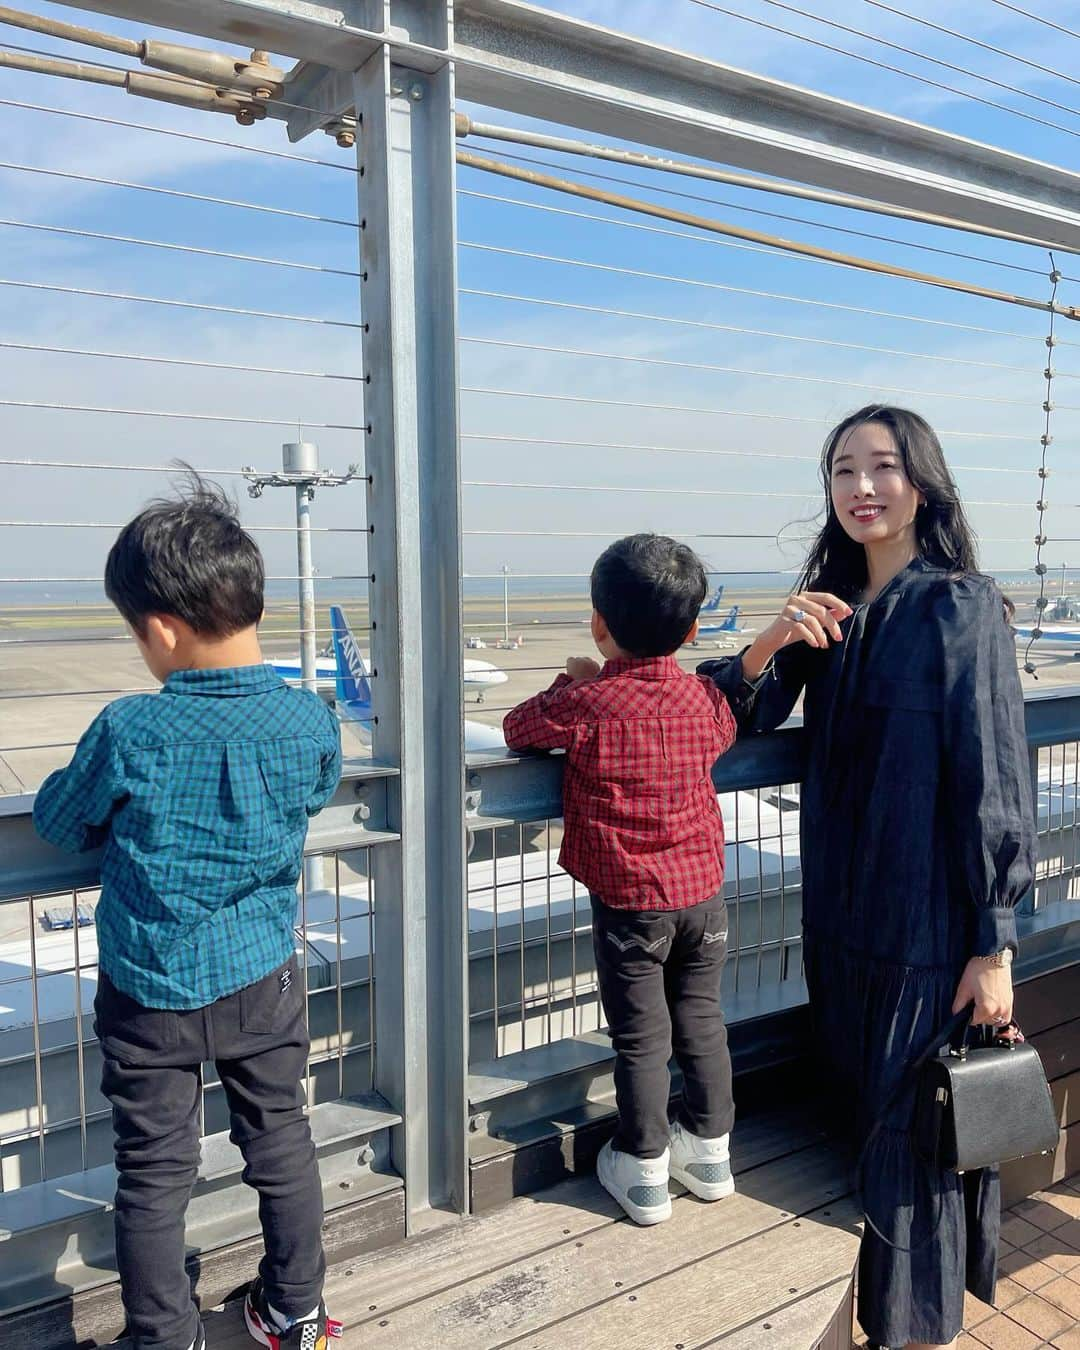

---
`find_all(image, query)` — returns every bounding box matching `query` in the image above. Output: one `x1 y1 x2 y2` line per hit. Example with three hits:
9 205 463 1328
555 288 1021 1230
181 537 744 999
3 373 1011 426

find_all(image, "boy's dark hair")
105 469 264 638
591 534 708 657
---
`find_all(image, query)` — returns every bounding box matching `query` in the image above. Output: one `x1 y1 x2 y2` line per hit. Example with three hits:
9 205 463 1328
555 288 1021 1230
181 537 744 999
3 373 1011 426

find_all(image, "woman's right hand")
741 593 853 680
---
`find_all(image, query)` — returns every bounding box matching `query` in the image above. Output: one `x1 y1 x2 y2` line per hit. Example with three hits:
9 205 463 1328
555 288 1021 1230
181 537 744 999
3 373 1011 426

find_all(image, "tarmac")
0 579 1074 796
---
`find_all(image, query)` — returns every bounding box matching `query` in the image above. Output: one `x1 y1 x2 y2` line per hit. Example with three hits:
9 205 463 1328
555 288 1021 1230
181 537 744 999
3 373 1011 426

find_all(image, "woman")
700 405 1035 1350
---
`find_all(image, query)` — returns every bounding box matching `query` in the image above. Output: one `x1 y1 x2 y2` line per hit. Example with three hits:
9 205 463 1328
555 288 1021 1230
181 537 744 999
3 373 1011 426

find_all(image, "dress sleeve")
940 578 1035 955
698 641 813 734
32 708 127 852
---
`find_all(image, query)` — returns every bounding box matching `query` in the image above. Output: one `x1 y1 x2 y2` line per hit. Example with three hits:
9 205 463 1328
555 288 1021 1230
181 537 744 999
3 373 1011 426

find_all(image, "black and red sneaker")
243 1277 342 1350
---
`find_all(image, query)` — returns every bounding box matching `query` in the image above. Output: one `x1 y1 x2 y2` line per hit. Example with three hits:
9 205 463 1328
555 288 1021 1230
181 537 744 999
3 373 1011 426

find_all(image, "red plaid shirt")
503 655 736 910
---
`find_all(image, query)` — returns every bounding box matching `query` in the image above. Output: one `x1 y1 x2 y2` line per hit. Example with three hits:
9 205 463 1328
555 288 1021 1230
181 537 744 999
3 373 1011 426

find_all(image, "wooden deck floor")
205 1110 860 1349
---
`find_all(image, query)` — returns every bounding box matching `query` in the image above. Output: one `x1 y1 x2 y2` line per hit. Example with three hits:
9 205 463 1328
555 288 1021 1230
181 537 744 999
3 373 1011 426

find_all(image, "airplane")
699 585 725 615
269 624 509 702
693 603 753 647
1013 623 1080 656
328 606 508 751
1013 596 1080 658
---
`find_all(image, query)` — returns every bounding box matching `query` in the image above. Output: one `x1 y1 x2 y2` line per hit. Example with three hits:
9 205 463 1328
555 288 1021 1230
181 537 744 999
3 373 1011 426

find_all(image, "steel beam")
0 762 398 902
357 16 471 1223
49 0 1080 249
451 0 1080 252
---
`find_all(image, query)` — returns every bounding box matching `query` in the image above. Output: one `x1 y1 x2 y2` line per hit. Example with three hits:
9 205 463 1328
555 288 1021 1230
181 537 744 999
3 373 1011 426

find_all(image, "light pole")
243 443 360 894
243 442 360 692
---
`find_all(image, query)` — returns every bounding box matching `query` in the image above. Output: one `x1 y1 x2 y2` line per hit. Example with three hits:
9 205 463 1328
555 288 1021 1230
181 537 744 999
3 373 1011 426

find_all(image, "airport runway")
0 580 1074 794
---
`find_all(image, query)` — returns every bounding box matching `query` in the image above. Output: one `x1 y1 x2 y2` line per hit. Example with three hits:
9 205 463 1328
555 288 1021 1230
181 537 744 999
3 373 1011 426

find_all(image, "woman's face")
829 420 924 547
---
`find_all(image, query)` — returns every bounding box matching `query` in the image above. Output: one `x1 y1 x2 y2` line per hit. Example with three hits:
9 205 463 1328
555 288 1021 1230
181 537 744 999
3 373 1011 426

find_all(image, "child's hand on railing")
566 656 601 681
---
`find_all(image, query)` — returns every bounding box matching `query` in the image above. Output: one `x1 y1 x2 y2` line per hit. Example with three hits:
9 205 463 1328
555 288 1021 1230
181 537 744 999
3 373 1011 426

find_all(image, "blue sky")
1 0 1079 592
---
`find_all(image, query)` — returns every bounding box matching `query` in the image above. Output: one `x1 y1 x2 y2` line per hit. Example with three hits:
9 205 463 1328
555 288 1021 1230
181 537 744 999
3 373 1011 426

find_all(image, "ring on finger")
791 608 807 623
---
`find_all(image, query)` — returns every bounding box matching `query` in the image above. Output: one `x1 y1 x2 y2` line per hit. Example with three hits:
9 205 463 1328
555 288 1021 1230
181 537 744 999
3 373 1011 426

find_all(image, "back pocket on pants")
239 957 302 1034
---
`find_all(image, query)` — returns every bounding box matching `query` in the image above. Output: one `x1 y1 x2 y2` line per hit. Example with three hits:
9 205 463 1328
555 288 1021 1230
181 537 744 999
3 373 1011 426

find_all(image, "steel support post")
356 10 470 1222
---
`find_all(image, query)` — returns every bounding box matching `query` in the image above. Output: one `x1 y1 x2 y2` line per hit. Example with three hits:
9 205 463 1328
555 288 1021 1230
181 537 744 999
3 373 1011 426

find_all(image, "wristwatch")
978 948 1014 969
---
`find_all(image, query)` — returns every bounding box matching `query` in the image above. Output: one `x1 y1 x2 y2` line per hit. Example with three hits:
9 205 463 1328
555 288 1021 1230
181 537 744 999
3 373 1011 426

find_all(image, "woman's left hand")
952 956 1014 1029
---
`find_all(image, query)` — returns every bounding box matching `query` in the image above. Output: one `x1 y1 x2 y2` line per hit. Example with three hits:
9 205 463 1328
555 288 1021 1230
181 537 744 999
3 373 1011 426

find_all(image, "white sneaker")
596 1139 672 1225
668 1120 735 1201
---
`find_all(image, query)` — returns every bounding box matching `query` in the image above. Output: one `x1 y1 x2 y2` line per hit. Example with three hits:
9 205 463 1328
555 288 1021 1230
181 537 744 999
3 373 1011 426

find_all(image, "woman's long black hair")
797 404 980 602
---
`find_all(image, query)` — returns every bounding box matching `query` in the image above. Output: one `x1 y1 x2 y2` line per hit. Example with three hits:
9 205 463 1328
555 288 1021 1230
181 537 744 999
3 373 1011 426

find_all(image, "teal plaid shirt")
33 665 342 1009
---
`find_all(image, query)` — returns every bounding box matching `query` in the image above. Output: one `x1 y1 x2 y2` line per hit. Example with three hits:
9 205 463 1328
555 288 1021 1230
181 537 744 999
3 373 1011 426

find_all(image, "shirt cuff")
974 906 1018 957
741 658 775 694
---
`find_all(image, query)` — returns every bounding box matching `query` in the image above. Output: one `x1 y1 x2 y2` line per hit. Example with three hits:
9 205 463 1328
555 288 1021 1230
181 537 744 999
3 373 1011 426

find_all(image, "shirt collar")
162 665 284 697
600 654 684 680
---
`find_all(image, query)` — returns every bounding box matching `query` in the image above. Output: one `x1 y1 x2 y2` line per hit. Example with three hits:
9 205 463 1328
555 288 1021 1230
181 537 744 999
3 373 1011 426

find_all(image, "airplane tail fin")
330 606 373 715
719 605 739 631
700 584 725 613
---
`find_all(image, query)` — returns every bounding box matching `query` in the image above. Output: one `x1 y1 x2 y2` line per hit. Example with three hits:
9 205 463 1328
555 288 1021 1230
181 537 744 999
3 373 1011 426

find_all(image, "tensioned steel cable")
460 287 1069 377
458 242 1063 345
0 456 363 474
0 159 358 227
0 95 353 171
0 218 361 277
462 479 1023 507
459 335 1076 409
0 397 366 431
0 277 363 328
454 177 1080 321
987 0 1080 41
1023 261 1061 677
686 0 1080 140
460 432 1038 469
468 144 1063 281
0 340 362 381
460 394 1042 441
0 520 368 533
456 113 1080 259
858 0 1080 95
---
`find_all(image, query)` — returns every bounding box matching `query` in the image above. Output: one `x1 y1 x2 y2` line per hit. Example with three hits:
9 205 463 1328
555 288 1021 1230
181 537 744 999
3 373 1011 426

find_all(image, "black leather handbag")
913 1018 1059 1174
857 1004 1059 1252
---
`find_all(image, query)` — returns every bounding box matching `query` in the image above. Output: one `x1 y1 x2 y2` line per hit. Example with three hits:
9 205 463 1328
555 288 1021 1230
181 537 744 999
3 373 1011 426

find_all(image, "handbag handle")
855 1004 974 1254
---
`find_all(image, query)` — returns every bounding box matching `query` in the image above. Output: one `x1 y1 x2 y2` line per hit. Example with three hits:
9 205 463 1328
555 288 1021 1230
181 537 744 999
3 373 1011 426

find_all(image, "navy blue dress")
701 559 1036 1347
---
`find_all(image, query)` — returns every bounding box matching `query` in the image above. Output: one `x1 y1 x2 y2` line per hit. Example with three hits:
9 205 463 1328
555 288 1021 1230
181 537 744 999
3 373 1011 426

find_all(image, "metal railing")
2 0 1080 1325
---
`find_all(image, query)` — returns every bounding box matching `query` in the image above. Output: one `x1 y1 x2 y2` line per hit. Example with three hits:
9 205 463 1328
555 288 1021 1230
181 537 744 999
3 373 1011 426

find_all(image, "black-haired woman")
700 405 1036 1350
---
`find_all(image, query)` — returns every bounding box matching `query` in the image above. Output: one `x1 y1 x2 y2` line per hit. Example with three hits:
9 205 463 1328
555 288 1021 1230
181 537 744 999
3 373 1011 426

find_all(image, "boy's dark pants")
591 892 734 1160
94 957 325 1350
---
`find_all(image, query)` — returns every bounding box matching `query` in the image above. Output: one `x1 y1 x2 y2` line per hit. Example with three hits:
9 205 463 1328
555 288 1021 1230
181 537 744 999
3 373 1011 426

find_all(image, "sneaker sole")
243 1298 277 1350
669 1162 735 1202
597 1161 672 1226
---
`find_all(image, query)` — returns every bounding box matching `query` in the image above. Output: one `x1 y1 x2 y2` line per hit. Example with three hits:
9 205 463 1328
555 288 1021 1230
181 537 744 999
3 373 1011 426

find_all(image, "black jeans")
592 892 734 1159
94 956 325 1350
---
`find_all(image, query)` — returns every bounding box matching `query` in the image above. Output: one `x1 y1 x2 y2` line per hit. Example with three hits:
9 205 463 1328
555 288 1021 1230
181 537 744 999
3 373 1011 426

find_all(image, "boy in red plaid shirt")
503 534 737 1225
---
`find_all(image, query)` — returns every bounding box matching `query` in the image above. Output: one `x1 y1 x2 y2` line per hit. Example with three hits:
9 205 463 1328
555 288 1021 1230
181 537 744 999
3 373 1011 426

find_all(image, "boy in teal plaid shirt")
34 478 342 1350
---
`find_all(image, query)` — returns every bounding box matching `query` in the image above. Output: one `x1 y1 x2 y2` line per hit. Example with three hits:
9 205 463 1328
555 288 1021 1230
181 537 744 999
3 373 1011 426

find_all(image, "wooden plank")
347 1144 851 1347
471 1102 830 1213
0 1187 405 1350
1015 966 1080 1038
1033 1020 1080 1083
500 1199 862 1350
817 1280 856 1350
691 1273 855 1349
321 1173 625 1324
